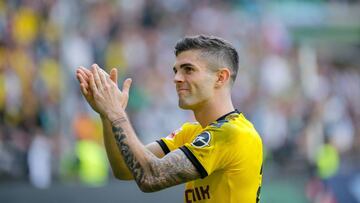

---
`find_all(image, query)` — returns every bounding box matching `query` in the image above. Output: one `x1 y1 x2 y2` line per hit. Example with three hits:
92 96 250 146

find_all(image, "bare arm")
101 115 165 180
88 66 201 192
76 65 165 180
111 115 201 192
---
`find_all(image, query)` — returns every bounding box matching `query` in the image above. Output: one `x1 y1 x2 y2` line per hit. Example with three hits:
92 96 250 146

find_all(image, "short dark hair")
174 35 239 83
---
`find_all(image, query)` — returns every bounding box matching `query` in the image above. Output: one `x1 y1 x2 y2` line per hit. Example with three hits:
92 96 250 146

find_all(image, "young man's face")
173 50 217 110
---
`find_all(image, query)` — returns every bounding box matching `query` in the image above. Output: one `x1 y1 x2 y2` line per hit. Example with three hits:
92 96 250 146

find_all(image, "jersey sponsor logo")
185 185 210 203
191 131 211 148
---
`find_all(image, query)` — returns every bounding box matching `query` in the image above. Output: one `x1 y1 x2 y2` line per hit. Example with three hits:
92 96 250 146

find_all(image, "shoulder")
182 121 201 129
166 122 201 140
206 113 261 143
178 122 201 135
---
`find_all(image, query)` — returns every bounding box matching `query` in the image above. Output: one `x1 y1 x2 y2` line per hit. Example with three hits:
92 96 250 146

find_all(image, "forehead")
174 50 207 68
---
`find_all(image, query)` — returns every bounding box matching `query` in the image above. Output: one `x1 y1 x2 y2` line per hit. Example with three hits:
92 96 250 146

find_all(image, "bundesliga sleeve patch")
191 131 211 148
166 127 182 140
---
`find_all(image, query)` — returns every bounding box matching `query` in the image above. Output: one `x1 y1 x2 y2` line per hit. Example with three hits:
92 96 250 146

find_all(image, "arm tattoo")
111 118 200 192
145 149 200 191
112 122 145 182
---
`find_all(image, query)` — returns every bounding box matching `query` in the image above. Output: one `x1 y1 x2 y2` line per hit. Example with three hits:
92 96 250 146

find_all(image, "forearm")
111 113 173 192
83 65 199 190
110 113 155 189
101 115 133 180
110 112 199 192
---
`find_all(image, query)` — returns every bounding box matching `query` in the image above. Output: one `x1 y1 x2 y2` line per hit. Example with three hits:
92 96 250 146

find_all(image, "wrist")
110 116 128 127
107 110 127 126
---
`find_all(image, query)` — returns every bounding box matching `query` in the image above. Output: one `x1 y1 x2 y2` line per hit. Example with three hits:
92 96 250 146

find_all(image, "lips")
177 88 189 94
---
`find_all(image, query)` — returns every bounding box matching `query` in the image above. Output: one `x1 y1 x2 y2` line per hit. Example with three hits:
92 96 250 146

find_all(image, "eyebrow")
180 63 194 68
173 63 194 71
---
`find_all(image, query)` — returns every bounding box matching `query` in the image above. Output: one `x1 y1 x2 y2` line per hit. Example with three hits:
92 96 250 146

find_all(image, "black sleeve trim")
179 146 208 178
156 139 170 155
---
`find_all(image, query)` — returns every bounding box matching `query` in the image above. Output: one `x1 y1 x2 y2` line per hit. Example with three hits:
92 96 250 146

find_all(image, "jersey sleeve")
156 122 193 155
179 124 239 178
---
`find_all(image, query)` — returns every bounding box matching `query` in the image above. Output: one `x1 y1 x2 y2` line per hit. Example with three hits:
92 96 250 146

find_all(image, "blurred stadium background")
0 0 359 202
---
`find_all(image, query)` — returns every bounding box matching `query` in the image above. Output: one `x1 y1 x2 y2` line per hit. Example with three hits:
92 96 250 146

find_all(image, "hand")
87 65 132 122
76 64 132 116
76 64 113 113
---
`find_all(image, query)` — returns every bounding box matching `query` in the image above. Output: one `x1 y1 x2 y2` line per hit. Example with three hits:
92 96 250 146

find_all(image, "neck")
193 96 235 128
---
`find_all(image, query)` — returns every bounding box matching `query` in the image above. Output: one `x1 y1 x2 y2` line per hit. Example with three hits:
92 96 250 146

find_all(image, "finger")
97 66 108 88
77 73 89 90
76 70 88 94
77 70 89 83
122 78 132 96
110 68 118 85
106 72 121 93
121 78 132 109
80 83 89 96
98 68 110 77
80 66 92 79
76 71 83 83
91 64 103 90
76 72 84 84
89 71 98 93
96 67 112 84
78 66 90 81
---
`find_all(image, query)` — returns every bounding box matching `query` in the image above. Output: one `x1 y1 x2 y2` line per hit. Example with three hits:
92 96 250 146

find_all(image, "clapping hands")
76 64 132 121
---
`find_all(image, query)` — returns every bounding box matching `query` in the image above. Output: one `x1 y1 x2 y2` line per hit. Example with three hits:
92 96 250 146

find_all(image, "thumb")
122 78 132 96
110 68 118 85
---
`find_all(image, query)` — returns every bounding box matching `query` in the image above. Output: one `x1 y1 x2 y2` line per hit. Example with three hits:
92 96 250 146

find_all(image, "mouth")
177 88 189 94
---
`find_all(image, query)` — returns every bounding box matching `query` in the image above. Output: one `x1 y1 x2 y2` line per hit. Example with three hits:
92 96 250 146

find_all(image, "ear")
215 68 231 88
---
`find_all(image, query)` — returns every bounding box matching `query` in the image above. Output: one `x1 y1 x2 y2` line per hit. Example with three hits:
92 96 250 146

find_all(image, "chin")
178 101 194 110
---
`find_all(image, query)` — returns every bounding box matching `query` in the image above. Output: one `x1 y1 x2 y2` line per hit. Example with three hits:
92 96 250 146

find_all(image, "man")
76 35 263 203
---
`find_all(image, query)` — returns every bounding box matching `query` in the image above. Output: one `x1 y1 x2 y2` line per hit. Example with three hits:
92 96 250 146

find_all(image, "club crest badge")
191 131 211 148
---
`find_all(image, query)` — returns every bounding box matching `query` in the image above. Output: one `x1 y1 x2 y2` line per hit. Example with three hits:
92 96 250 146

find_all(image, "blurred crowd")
0 0 359 202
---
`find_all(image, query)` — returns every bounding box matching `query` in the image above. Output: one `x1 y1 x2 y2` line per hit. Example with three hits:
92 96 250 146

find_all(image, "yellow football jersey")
157 110 263 203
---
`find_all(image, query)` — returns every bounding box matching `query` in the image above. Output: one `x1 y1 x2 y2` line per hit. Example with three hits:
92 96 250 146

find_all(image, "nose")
173 72 184 84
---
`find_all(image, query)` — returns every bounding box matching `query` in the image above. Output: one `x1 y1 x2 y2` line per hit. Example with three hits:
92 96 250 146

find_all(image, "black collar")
216 109 240 122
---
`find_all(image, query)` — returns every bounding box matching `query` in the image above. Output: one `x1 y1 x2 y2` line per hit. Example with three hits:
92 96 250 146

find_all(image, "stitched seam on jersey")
179 146 208 178
156 140 170 154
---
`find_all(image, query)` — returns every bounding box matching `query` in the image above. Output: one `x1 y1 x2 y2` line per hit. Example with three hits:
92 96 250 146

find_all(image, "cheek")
203 74 217 88
187 72 216 91
195 76 216 96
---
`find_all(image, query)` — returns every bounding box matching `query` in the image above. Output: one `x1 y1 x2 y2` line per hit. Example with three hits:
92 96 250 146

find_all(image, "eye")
173 67 177 74
184 66 193 74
